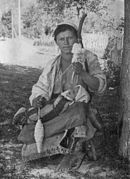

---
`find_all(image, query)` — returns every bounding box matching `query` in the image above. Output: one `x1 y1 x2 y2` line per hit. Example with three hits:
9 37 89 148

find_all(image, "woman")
14 22 106 170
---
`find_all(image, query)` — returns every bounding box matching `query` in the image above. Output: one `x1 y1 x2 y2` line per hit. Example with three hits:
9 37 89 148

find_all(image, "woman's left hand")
72 62 83 75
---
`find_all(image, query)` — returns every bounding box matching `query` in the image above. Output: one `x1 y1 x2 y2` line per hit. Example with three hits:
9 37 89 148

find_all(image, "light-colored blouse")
29 50 106 105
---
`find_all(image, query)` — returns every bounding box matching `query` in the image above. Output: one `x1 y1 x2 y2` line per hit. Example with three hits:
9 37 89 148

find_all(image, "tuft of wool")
71 43 85 64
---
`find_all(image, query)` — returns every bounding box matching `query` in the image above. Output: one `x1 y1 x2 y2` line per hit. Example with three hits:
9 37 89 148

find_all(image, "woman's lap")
19 102 88 161
44 102 87 138
18 102 87 144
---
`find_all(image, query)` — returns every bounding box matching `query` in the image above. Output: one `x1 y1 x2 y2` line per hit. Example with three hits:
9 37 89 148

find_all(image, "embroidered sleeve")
85 50 107 94
29 59 57 105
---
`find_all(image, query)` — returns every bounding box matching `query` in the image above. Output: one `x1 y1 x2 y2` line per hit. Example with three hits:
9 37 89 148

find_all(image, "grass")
0 64 41 122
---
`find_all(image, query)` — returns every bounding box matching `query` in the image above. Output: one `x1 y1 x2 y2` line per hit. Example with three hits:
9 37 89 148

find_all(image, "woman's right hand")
32 96 47 108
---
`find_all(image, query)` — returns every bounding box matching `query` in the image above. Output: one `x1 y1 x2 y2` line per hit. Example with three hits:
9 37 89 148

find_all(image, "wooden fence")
82 32 109 58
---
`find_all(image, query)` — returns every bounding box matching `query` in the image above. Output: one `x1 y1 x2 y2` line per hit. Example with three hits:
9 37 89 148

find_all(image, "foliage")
22 0 108 37
105 60 121 88
0 0 124 40
22 0 124 37
0 10 12 38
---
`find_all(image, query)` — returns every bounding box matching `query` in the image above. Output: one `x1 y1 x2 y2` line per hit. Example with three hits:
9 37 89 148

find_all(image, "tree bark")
119 0 130 161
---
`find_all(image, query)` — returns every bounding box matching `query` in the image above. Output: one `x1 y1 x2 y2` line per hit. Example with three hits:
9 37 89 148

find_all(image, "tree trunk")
119 0 130 161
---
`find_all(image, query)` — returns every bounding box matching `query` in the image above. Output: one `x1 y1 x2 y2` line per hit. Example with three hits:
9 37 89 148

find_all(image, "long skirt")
18 102 97 161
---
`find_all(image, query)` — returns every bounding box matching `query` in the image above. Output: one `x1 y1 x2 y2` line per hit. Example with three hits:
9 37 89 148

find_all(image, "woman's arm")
72 50 106 94
80 70 100 91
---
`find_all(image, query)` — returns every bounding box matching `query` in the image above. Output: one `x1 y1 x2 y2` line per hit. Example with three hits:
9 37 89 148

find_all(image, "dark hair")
54 24 78 41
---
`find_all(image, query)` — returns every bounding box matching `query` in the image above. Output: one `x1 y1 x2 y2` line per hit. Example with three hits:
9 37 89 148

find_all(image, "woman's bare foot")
56 151 86 172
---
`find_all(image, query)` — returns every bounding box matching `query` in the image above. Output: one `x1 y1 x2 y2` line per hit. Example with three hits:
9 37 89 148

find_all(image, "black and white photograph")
0 0 129 178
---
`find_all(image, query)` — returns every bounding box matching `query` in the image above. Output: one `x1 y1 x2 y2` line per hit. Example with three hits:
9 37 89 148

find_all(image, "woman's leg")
44 102 87 138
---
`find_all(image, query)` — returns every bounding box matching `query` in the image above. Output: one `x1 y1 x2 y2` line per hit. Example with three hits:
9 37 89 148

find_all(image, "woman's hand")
72 62 84 75
73 62 100 91
32 96 47 108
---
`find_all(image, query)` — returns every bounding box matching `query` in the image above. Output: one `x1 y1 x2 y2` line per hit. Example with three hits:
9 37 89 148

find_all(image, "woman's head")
54 23 78 54
54 23 78 41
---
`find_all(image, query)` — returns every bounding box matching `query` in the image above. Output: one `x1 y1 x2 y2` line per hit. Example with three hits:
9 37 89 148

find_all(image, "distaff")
71 12 99 92
71 12 87 86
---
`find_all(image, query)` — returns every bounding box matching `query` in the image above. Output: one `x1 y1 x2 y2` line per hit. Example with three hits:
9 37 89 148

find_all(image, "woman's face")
56 30 77 54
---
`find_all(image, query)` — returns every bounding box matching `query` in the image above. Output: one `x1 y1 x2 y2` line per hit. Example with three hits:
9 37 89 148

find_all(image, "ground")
0 63 129 179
